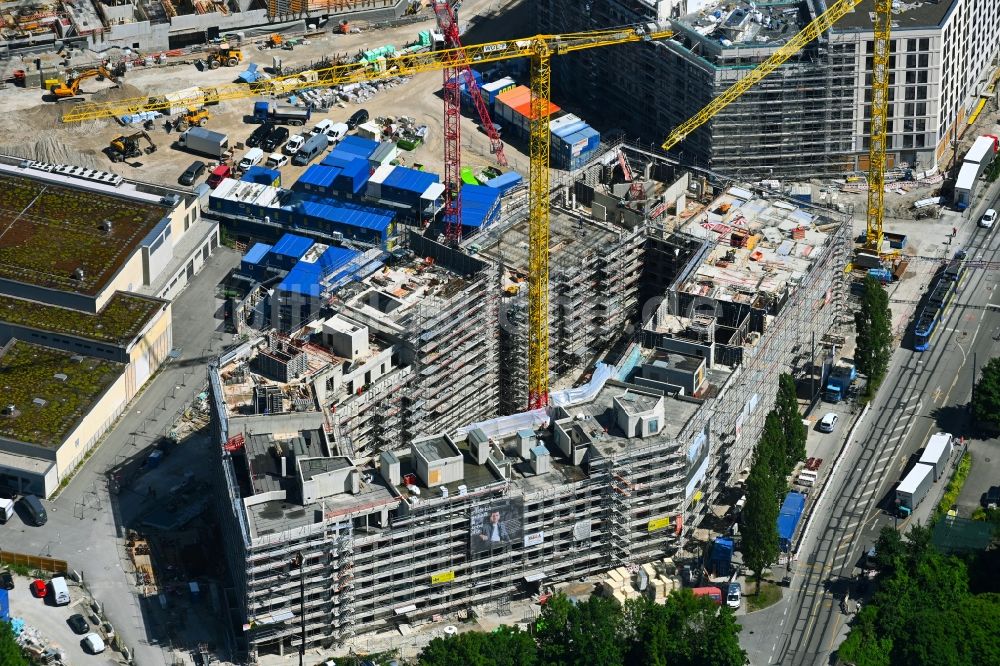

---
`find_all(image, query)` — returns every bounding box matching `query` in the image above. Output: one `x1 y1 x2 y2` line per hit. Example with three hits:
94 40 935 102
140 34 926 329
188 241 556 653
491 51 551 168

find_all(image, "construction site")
0 0 998 663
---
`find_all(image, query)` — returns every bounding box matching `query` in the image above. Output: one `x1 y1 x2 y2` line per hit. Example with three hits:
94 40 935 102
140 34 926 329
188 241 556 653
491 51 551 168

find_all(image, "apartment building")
537 0 1000 179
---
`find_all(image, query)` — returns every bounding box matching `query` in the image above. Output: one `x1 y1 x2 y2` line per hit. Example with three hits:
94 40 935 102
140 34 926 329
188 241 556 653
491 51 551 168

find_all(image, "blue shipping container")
776 491 807 551
335 135 380 160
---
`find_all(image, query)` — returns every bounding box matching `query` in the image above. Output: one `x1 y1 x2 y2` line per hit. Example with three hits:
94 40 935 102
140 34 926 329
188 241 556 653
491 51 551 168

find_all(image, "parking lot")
6 573 118 665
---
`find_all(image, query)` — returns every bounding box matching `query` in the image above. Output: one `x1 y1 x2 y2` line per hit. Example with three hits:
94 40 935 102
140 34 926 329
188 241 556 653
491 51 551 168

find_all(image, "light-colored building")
537 0 1000 178
0 157 220 496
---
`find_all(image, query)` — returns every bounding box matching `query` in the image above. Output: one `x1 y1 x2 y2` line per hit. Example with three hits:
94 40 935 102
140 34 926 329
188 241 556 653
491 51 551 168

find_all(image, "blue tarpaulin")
459 185 501 229
382 166 439 194
0 588 8 622
335 135 380 160
485 171 523 193
271 233 313 260
279 246 361 297
777 491 807 551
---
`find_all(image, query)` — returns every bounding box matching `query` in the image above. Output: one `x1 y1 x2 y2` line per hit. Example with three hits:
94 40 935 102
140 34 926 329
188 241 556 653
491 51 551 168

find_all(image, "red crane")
433 1 508 242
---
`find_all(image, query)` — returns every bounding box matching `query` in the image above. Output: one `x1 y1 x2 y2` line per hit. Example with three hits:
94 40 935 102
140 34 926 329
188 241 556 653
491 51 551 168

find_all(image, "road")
8 248 239 666
740 207 1000 665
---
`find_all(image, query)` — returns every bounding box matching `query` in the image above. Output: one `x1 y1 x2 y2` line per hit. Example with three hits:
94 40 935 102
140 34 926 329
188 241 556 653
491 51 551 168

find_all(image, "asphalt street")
6 248 239 666
740 203 1000 666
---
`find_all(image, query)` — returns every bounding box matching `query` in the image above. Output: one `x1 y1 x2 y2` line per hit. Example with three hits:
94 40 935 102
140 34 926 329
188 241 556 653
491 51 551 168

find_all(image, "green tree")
775 373 806 473
855 275 892 393
628 592 746 666
971 356 1000 428
740 458 779 594
536 593 626 666
757 410 788 501
0 621 27 666
417 625 537 666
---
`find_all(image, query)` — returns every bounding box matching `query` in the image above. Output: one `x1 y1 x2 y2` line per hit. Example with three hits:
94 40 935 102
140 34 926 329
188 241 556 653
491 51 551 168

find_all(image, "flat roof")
0 340 124 448
834 0 956 30
0 292 165 346
0 173 169 296
414 435 460 462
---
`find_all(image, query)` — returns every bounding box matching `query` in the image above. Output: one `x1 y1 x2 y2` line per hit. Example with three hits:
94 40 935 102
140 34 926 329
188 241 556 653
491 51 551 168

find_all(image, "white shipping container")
919 432 953 481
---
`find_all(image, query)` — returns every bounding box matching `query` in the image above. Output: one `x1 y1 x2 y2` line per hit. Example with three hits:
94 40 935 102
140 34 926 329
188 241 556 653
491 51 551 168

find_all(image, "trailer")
919 432 953 482
253 101 310 126
896 463 934 516
953 135 998 209
776 491 806 552
176 127 229 159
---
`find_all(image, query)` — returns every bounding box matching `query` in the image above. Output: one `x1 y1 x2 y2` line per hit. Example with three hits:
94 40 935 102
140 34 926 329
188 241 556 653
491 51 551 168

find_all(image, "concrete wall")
98 251 146 311
126 302 173 396
54 368 130 486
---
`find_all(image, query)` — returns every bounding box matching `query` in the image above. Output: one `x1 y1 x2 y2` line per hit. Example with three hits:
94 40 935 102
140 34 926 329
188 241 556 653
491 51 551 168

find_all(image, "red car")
30 579 46 598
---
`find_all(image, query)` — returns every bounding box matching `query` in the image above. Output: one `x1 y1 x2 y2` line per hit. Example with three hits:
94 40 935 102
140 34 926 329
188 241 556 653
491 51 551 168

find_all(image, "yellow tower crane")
661 0 893 257
61 27 674 411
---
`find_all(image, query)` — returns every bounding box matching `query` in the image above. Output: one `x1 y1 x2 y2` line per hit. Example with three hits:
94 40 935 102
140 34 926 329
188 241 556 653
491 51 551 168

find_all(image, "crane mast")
660 0 892 260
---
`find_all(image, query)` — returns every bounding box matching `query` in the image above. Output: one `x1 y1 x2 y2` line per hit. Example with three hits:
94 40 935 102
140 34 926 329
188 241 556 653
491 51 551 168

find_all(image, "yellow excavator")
204 46 243 69
50 65 123 101
107 131 156 162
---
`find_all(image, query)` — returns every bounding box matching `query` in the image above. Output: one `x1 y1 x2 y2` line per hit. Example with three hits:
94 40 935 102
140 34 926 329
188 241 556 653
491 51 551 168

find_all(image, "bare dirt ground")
0 0 533 189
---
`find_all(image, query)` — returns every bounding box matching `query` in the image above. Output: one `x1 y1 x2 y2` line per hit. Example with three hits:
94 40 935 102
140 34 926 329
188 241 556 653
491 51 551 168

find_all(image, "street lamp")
290 552 306 666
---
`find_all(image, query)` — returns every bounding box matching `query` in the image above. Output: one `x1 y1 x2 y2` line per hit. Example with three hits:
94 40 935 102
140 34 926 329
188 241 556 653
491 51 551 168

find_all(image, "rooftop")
834 0 957 31
673 187 834 305
0 173 169 296
0 340 124 447
0 292 165 345
678 0 808 47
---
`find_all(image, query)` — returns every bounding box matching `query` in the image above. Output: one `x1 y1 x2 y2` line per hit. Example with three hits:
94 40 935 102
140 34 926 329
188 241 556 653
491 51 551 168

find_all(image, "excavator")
107 130 156 162
50 64 123 101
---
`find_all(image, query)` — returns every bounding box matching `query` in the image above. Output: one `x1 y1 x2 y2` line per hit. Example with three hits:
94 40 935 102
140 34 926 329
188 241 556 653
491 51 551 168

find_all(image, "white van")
49 576 70 606
311 118 334 137
327 122 349 143
284 134 306 155
238 147 264 171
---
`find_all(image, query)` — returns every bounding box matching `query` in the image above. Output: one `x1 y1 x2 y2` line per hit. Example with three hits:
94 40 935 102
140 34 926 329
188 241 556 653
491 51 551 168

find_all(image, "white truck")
896 463 934 517
176 127 229 159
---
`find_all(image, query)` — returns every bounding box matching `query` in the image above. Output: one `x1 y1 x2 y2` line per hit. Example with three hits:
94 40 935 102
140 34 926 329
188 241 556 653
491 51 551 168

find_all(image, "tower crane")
433 0 508 242
61 27 674 412
660 0 893 260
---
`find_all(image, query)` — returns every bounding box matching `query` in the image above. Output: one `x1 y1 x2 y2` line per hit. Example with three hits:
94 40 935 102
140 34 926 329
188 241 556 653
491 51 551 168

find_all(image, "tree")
0 621 27 666
536 594 626 666
775 373 806 472
628 592 747 666
855 275 892 393
417 626 538 666
757 411 788 490
740 458 779 594
971 356 1000 428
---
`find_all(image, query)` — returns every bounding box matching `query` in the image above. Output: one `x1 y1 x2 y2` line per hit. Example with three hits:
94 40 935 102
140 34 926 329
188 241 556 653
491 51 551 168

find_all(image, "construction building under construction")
209 140 851 659
538 0 1000 179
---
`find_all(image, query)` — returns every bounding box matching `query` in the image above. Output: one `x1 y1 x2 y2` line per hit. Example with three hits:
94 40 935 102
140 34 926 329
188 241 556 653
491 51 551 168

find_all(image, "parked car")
82 633 106 654
238 147 265 171
67 614 90 635
818 412 839 433
985 485 1000 510
266 152 288 168
245 122 272 148
206 164 232 188
262 125 290 152
980 209 997 229
726 582 742 610
178 160 206 186
284 134 306 155
29 579 46 598
0 571 13 590
347 108 369 129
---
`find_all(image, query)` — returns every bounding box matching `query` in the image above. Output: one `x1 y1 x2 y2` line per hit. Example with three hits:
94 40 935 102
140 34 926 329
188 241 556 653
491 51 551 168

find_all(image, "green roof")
0 174 168 296
0 340 124 448
0 292 164 345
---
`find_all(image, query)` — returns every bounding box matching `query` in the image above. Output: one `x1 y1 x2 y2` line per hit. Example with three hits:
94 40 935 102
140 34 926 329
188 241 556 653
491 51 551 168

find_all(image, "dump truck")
896 463 934 517
823 361 857 402
176 127 229 159
252 101 310 126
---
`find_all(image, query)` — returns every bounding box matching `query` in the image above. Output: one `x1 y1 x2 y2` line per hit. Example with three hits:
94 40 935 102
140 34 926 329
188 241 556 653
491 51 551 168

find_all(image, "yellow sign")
647 516 671 532
431 570 456 584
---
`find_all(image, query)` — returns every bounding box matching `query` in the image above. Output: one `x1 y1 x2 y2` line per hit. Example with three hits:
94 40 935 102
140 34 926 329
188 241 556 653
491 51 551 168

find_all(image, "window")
919 38 929 51
918 54 929 68
907 39 917 52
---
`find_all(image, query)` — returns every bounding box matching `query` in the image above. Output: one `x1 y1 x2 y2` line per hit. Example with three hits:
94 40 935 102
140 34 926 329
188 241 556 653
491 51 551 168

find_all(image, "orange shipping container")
495 85 531 107
511 99 562 121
